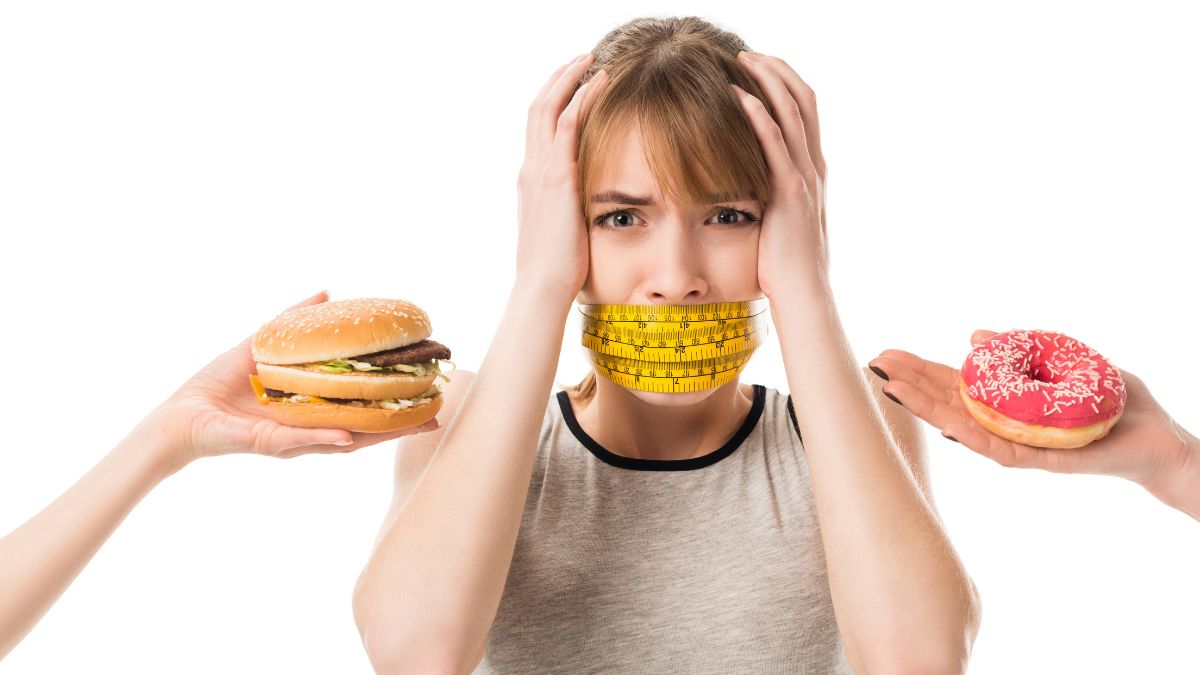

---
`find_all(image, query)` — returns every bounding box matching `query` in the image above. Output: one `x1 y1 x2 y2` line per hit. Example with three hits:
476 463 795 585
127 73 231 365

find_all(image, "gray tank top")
474 383 854 674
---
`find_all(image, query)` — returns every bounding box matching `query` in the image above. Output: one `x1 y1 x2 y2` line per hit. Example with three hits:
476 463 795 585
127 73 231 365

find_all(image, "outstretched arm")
871 328 1200 522
0 291 428 660
0 413 176 659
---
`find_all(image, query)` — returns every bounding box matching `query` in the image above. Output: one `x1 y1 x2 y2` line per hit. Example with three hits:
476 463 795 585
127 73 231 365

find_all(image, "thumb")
285 290 330 312
971 329 1000 347
234 290 330 350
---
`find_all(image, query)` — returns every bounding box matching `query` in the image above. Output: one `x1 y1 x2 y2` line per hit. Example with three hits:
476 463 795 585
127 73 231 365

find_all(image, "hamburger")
248 297 453 432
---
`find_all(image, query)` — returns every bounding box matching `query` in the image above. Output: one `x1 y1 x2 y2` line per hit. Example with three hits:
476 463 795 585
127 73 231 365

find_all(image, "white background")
1 1 1197 673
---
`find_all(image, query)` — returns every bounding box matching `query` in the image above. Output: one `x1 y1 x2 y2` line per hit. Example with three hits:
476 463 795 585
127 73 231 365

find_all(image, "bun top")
251 297 432 365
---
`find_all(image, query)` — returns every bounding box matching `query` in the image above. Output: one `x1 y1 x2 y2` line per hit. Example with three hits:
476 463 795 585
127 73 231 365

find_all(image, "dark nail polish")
884 391 902 406
869 365 889 381
943 434 959 443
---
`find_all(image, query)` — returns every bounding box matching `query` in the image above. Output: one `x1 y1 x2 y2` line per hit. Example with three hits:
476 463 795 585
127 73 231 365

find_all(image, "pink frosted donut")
957 329 1127 449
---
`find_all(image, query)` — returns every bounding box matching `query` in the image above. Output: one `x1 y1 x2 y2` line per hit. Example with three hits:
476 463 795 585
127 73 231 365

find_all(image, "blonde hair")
564 16 777 406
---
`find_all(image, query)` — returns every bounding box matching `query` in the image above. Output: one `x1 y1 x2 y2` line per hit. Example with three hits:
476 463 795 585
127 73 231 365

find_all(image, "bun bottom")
263 392 443 433
957 378 1120 449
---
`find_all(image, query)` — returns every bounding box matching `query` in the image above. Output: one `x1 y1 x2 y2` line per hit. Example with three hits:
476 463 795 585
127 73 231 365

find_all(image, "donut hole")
1028 362 1060 384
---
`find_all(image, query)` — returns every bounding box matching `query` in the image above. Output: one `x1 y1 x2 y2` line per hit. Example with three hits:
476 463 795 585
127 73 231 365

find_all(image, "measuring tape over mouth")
577 298 770 393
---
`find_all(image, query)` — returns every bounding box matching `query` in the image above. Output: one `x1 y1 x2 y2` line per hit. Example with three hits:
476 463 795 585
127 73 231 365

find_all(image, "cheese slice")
249 374 269 403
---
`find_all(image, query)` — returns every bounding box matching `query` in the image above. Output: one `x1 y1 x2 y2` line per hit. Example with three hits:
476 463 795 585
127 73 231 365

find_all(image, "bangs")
578 61 772 216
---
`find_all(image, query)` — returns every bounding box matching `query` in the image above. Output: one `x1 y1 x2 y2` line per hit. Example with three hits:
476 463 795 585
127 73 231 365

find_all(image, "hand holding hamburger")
144 291 442 472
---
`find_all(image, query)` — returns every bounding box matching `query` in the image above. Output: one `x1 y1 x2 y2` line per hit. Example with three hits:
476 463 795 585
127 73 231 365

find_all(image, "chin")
623 387 719 407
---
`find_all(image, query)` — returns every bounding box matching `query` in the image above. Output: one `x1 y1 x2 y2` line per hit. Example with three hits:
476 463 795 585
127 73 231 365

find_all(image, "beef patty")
353 339 451 367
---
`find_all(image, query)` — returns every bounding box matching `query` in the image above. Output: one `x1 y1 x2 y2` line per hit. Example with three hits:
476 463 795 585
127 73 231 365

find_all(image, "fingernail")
942 434 960 444
334 439 353 446
884 391 902 406
869 365 889 381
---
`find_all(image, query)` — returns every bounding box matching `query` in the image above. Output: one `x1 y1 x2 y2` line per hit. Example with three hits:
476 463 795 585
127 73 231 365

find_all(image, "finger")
580 69 608 119
550 69 608 171
970 329 1000 347
871 353 959 408
285 290 330 312
736 51 818 182
730 82 806 194
879 376 967 436
262 424 353 456
872 349 962 395
740 51 824 177
274 418 441 458
534 53 595 166
939 417 1061 471
527 53 587 161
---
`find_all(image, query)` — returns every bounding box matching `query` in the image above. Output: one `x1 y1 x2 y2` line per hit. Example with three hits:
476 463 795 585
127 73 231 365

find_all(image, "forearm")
0 412 178 658
354 280 571 671
773 285 976 673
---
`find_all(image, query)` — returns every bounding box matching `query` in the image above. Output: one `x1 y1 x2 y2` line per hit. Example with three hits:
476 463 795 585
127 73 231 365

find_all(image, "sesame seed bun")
251 297 431 365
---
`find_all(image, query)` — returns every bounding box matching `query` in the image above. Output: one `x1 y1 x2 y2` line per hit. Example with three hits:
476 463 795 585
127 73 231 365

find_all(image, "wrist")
766 274 832 306
1146 421 1200 521
766 278 835 322
511 276 578 312
119 404 195 482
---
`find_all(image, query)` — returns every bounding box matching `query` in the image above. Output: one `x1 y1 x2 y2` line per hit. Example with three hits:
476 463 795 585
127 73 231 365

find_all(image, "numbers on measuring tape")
578 299 769 392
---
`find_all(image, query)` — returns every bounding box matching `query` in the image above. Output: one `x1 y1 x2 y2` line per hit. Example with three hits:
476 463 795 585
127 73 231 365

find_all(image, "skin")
727 49 979 672
870 328 1200 521
569 114 763 461
0 290 437 660
353 50 980 675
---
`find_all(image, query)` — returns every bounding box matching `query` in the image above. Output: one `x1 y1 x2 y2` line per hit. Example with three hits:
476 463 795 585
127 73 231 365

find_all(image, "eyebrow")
590 190 758 205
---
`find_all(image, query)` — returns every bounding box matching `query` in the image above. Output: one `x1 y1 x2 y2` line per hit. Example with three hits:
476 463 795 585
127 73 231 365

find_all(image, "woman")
870 329 1200 521
352 17 980 674
0 290 437 660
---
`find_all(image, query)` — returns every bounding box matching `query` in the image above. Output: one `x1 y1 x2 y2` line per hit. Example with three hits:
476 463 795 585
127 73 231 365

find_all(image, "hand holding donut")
147 291 439 473
515 52 610 303
869 330 1199 519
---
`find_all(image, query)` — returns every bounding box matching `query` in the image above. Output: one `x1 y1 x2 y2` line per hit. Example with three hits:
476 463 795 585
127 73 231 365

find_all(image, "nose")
641 219 709 304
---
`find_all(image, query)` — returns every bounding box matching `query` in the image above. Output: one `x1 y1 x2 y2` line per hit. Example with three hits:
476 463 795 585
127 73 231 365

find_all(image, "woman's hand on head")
733 50 829 301
868 330 1194 494
145 291 439 474
515 52 609 304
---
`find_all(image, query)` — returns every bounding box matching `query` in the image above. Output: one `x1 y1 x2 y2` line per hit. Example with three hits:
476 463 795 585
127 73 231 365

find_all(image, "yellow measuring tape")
577 298 770 392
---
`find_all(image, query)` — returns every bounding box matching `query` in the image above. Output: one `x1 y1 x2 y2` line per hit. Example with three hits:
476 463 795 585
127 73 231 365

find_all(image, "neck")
575 374 754 461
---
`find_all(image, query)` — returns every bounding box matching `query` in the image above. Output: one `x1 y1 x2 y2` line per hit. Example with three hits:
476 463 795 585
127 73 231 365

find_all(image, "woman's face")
576 124 765 406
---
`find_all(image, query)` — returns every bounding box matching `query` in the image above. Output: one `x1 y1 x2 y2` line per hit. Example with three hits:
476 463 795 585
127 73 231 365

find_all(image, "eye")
710 207 761 226
592 209 643 229
592 206 761 230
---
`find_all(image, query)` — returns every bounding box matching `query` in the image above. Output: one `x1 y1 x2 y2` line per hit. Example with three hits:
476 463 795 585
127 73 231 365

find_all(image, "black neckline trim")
555 384 766 471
